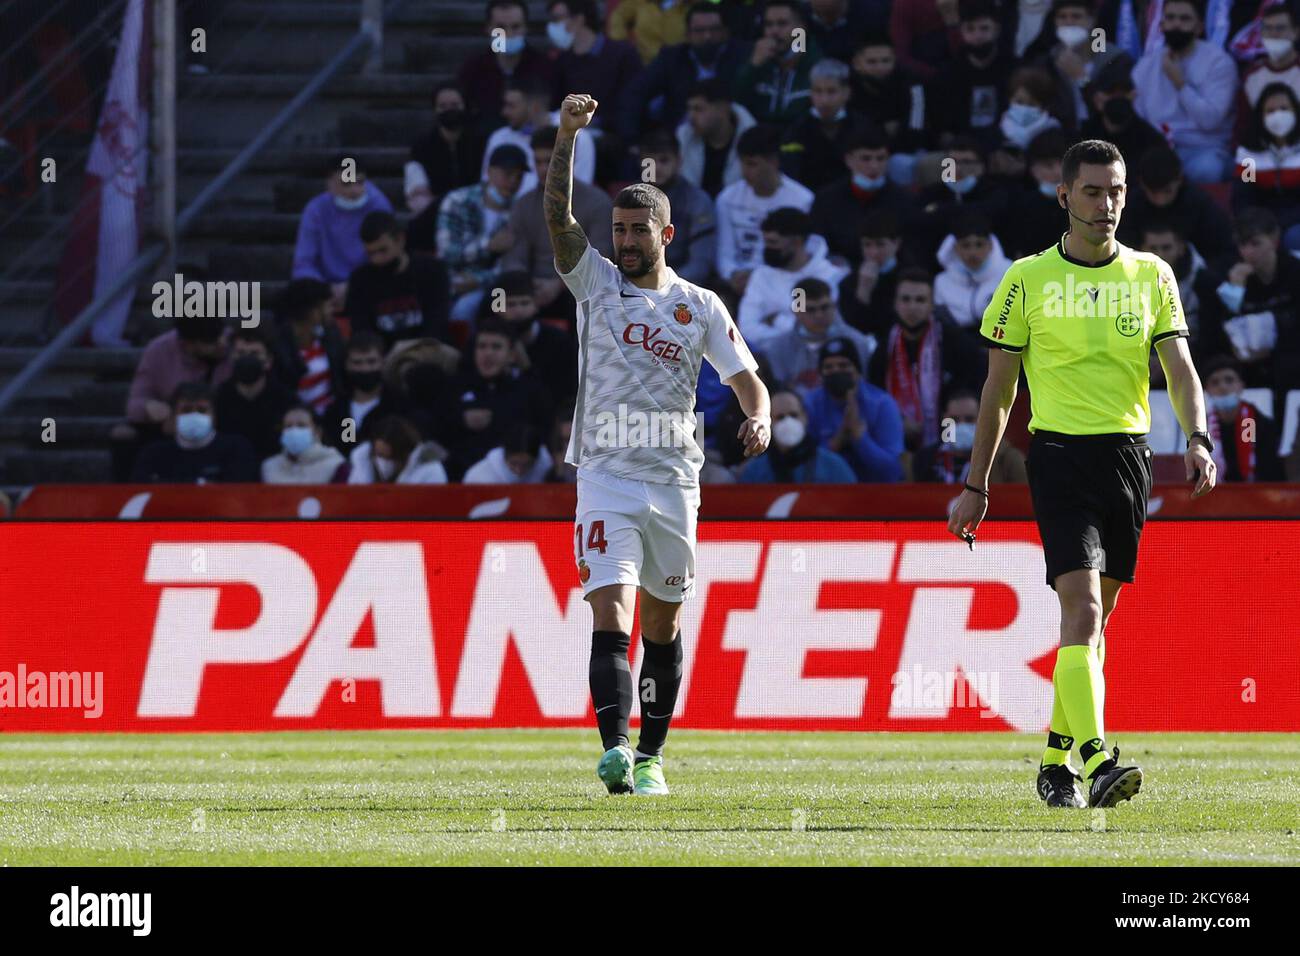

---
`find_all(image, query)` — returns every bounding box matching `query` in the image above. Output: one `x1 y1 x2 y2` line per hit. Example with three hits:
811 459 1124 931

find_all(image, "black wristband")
964 482 989 497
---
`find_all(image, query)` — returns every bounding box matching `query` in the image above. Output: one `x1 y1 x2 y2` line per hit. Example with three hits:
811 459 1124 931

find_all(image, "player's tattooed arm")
547 94 597 273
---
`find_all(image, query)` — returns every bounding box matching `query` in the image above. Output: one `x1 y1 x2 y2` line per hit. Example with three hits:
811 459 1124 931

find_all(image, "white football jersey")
557 244 758 486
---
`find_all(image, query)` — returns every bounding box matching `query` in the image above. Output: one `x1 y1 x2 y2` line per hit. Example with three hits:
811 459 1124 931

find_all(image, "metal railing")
0 0 408 417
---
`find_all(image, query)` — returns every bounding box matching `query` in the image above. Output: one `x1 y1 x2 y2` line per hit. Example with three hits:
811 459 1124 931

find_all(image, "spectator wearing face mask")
261 404 348 484
437 143 530 326
806 336 904 481
438 316 554 481
455 0 554 132
933 212 1011 329
406 82 488 253
916 137 1010 262
1199 355 1284 482
486 271 578 405
1233 82 1300 252
998 66 1062 150
715 125 815 300
619 4 748 141
1000 128 1070 260
1132 0 1237 184
1234 2 1300 146
214 327 295 461
348 415 449 485
344 212 452 352
321 331 408 453
779 59 879 193
463 421 556 483
926 0 1016 151
737 208 850 351
762 278 876 398
867 268 986 451
740 389 858 482
911 388 1026 482
1079 55 1165 172
811 127 918 265
1026 0 1122 132
131 382 259 484
547 0 643 137
847 34 930 185
292 153 394 310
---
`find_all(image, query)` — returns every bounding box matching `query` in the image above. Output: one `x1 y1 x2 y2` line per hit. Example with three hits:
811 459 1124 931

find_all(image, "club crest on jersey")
577 559 591 584
673 303 693 325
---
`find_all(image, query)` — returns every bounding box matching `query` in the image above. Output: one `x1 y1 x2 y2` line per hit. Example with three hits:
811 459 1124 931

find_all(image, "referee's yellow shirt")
980 239 1190 435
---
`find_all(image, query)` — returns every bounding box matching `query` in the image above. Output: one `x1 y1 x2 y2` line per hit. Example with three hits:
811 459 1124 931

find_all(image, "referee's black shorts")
1025 430 1154 589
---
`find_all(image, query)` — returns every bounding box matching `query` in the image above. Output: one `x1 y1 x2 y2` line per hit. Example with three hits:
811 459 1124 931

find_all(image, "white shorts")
573 467 700 603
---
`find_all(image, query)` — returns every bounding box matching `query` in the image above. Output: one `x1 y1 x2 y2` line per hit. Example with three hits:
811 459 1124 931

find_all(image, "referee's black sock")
635 631 683 759
590 630 632 751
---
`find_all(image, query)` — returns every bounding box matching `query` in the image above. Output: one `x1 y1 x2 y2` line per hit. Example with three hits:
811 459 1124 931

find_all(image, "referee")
948 140 1217 809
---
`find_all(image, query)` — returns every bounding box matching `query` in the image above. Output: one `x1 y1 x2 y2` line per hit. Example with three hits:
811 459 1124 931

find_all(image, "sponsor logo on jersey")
622 323 684 363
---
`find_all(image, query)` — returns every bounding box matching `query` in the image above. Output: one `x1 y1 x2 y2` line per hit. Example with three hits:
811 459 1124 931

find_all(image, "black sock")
635 632 683 758
589 630 632 751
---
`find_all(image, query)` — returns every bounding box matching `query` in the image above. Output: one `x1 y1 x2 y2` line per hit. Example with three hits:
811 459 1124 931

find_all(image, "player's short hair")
810 58 850 85
959 0 1000 23
171 380 215 407
951 210 992 239
859 209 900 240
760 208 811 239
496 270 536 298
1061 139 1125 187
613 181 672 230
1137 144 1182 189
687 77 732 105
360 211 402 243
737 125 782 159
530 124 558 150
346 329 386 357
640 126 680 156
1234 207 1280 243
895 266 933 288
793 276 833 302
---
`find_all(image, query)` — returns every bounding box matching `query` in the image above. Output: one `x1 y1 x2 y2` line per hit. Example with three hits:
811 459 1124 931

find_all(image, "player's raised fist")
559 94 598 132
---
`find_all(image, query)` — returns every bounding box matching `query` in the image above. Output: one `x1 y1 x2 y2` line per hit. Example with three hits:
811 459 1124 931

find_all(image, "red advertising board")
0 520 1296 733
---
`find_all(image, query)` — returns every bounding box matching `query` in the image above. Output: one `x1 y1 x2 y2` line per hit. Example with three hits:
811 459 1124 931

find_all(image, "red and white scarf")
885 320 942 446
1208 401 1259 481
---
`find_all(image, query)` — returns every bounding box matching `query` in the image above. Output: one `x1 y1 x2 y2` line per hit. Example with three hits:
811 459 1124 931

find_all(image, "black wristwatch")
1189 430 1214 454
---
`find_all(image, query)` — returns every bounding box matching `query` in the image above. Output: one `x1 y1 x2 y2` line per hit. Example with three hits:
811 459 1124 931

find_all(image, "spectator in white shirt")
1132 0 1238 184
463 422 555 483
737 207 850 351
482 76 596 196
347 414 448 484
261 404 347 484
675 77 758 198
933 211 1012 329
715 125 815 299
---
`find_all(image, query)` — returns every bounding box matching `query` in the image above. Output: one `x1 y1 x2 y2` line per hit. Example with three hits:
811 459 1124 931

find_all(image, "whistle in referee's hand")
962 531 976 551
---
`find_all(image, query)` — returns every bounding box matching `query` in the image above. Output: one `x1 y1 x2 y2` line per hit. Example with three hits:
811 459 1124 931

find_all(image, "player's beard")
617 247 656 278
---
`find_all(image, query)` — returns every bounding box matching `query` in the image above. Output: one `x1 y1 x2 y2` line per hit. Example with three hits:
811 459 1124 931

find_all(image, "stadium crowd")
115 0 1300 485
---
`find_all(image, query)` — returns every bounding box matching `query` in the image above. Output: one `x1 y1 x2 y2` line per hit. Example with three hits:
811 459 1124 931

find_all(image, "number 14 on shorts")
577 521 608 557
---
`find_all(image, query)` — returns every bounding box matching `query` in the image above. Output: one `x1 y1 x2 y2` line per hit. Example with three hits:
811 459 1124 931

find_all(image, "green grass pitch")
1 731 1296 866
